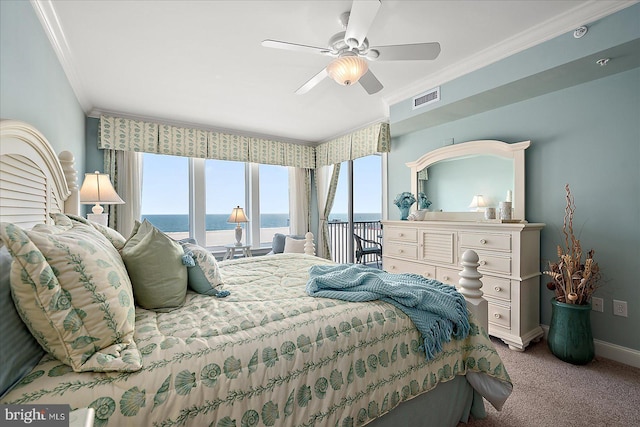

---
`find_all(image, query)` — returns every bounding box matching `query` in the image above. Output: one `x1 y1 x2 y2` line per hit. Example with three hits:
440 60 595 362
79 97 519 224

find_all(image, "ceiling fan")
261 0 441 95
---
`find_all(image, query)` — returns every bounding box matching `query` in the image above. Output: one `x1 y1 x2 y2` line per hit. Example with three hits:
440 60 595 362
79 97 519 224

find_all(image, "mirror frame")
406 140 530 221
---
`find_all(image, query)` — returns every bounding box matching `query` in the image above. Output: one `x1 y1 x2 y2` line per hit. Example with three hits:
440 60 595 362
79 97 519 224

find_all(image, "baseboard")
540 324 640 368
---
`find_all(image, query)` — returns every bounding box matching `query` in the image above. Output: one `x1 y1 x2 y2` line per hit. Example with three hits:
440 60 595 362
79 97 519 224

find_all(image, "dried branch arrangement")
544 184 601 305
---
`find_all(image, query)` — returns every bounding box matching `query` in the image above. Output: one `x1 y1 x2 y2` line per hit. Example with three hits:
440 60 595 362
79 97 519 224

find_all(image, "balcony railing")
327 220 382 265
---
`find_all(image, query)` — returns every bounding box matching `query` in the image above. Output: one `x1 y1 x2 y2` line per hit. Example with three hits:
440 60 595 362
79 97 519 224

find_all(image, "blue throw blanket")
306 264 470 360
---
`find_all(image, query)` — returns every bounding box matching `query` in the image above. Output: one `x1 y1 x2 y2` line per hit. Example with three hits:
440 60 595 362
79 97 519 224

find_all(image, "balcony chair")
353 233 382 268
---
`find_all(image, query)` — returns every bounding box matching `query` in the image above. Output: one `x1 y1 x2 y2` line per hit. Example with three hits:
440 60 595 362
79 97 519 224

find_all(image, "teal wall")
387 7 639 351
0 0 85 175
85 117 102 174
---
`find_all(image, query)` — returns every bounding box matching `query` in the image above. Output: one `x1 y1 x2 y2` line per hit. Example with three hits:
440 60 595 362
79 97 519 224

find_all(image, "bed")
0 120 512 427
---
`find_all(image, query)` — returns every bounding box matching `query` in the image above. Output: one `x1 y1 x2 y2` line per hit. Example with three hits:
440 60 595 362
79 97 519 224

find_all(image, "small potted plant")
544 184 601 364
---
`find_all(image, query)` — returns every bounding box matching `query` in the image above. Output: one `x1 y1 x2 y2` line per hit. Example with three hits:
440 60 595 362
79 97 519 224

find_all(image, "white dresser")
382 220 545 351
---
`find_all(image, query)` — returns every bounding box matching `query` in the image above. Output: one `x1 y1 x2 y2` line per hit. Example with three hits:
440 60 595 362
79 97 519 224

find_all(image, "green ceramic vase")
547 298 595 365
399 206 410 220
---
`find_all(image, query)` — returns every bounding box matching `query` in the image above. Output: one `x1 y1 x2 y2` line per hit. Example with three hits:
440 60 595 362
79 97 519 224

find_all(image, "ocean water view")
142 213 382 233
143 213 381 249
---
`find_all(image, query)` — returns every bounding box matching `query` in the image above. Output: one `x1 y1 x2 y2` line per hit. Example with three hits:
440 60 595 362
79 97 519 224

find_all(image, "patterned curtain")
351 122 390 159
207 131 250 162
249 138 285 166
284 143 315 169
315 122 390 167
315 163 341 260
100 115 317 168
100 115 390 169
159 125 208 158
325 135 351 166
99 116 159 152
103 149 141 236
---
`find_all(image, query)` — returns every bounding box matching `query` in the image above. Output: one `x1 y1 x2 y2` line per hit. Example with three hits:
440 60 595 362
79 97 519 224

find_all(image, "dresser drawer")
477 253 512 275
436 267 460 286
384 258 436 279
480 276 511 301
385 226 417 243
488 303 511 330
462 249 512 275
384 242 417 259
459 232 511 252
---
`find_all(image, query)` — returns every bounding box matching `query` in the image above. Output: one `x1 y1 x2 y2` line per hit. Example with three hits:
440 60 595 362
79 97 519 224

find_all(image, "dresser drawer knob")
479 260 486 266
443 276 449 281
398 249 404 253
424 272 431 277
398 233 404 237
390 265 396 270
494 286 502 292
480 239 487 244
494 313 501 319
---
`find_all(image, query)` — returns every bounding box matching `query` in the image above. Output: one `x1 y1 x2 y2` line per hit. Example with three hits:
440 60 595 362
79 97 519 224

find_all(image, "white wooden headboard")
0 120 79 229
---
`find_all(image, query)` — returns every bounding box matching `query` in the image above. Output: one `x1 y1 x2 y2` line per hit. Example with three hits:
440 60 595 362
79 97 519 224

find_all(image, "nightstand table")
223 244 252 260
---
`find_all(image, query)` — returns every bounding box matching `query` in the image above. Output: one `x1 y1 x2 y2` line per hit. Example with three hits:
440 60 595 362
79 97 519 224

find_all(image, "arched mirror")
406 140 530 221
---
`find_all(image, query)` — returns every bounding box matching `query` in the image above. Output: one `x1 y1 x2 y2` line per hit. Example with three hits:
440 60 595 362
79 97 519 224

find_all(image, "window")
141 153 189 241
328 155 382 263
259 164 290 246
353 155 382 223
205 159 245 247
141 153 289 251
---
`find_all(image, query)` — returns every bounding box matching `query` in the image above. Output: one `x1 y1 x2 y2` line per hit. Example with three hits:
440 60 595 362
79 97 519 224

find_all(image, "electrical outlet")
592 297 603 312
613 300 628 317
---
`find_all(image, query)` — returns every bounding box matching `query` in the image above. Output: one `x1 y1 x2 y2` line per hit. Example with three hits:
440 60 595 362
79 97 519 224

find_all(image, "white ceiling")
33 0 634 144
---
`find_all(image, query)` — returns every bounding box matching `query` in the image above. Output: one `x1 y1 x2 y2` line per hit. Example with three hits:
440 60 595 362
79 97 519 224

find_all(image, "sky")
141 153 382 215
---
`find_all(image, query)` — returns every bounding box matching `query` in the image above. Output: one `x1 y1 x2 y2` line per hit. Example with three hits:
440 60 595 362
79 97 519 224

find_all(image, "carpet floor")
460 337 640 426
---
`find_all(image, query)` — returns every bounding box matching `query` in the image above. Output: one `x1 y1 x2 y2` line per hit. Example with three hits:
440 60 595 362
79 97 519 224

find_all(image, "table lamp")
227 206 248 246
468 195 487 212
79 171 124 226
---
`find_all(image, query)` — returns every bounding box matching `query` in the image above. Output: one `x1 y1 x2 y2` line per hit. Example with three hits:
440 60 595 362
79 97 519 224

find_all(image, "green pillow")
181 242 229 297
0 220 140 373
121 220 188 311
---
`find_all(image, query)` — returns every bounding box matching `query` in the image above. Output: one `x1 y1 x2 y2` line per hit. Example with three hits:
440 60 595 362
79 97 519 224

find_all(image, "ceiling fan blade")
295 68 329 95
344 0 381 49
371 42 441 61
359 69 383 95
262 39 330 56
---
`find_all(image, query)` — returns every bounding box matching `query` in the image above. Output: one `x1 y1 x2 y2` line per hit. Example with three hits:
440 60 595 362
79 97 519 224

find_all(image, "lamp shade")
227 206 248 223
469 195 487 211
326 55 368 86
79 171 124 214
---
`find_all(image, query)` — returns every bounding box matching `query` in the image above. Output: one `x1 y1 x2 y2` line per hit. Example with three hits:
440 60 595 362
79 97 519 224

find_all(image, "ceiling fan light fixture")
326 55 368 86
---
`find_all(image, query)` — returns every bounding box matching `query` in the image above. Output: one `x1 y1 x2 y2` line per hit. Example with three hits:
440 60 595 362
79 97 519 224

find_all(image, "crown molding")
30 0 93 113
383 0 638 107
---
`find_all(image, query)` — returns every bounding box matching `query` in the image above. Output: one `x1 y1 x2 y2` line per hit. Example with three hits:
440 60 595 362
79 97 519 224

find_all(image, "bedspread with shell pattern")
2 254 510 427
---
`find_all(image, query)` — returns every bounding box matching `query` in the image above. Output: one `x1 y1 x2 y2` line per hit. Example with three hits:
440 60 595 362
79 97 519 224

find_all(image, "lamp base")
91 203 105 214
87 213 108 226
234 224 243 246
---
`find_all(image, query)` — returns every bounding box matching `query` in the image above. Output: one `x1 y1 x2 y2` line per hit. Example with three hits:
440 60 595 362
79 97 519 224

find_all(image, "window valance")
99 115 387 169
159 125 208 158
315 122 390 167
99 116 159 153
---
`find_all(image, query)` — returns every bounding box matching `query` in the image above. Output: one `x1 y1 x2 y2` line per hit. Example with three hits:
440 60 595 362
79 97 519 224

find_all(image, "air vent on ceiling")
412 87 440 110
